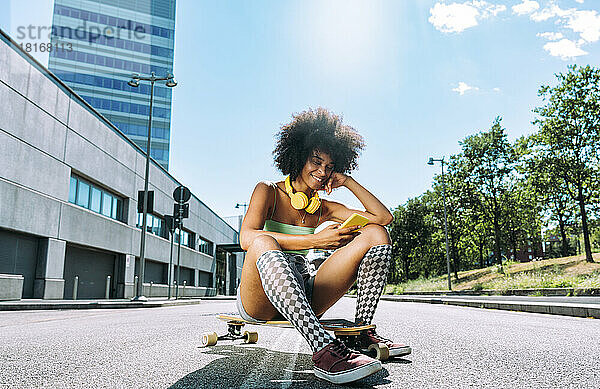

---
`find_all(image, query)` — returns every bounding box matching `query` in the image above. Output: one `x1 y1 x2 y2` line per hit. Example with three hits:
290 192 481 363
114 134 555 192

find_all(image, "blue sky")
2 0 599 220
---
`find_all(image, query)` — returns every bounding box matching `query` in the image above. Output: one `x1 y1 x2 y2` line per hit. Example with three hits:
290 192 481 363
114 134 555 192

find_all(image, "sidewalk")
0 296 236 311
377 294 600 319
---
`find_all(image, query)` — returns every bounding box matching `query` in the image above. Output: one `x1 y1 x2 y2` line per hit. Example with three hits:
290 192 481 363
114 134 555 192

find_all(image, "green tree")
460 117 515 265
518 135 577 258
533 65 600 263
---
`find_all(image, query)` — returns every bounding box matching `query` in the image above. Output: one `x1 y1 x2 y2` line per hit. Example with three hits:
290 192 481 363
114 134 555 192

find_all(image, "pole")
440 160 452 291
135 72 155 301
176 221 182 299
175 189 183 299
168 229 174 299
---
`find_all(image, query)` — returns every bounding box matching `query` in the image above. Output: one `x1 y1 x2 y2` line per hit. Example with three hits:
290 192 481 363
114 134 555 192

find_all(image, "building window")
69 175 124 221
76 181 89 207
174 228 194 249
198 236 214 256
137 213 167 239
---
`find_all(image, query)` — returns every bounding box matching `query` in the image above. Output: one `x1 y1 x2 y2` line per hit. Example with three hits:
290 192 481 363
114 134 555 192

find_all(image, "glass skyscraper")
48 0 176 170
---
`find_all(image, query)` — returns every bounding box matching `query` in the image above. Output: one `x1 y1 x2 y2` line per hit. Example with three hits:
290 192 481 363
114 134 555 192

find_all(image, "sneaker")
312 339 382 384
359 328 412 358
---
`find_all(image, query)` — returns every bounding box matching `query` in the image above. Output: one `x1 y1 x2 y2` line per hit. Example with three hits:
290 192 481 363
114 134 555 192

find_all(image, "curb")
391 287 600 297
0 296 237 311
375 295 600 319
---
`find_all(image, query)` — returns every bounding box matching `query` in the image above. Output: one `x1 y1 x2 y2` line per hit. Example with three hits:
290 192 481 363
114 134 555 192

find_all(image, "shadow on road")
168 344 394 388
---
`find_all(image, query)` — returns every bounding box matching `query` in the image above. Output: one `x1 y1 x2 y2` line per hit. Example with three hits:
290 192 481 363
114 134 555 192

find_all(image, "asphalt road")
1 297 599 388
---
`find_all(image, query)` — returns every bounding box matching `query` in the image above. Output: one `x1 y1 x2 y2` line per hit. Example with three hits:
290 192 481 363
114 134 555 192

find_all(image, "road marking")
240 330 304 389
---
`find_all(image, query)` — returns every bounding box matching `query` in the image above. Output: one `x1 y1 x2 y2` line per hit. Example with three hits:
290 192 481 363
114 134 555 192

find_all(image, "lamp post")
235 202 248 231
428 157 452 291
128 72 177 301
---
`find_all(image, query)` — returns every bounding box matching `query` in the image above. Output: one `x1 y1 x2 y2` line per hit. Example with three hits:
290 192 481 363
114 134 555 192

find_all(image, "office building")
48 0 176 169
0 29 242 301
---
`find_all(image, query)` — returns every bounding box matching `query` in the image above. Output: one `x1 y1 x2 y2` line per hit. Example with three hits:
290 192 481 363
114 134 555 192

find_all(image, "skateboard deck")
201 314 390 360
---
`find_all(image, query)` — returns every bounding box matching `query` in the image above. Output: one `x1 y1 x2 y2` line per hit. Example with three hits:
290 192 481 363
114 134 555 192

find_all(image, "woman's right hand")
314 224 361 249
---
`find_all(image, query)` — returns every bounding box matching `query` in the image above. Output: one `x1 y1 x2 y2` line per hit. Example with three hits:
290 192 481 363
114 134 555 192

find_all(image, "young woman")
238 108 410 384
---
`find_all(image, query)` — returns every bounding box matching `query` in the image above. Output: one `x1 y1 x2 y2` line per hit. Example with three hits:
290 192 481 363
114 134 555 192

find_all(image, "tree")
460 117 515 265
389 198 433 282
518 135 577 258
533 65 600 263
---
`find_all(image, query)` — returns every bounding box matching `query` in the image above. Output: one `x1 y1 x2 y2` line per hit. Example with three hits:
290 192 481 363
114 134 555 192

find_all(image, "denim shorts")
236 252 315 323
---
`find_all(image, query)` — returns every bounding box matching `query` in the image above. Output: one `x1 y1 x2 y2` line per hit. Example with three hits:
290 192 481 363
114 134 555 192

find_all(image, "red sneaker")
359 329 412 358
312 339 382 384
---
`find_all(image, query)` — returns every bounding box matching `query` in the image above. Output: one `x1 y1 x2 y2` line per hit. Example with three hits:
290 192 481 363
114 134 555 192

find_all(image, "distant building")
48 0 176 170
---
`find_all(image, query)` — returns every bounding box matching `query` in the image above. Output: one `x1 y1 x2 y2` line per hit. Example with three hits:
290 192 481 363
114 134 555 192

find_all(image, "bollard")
182 280 186 298
73 276 79 300
134 275 138 297
105 275 111 299
174 280 178 300
149 281 153 297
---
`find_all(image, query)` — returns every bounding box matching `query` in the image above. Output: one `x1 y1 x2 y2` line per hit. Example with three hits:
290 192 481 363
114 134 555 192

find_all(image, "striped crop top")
263 182 322 256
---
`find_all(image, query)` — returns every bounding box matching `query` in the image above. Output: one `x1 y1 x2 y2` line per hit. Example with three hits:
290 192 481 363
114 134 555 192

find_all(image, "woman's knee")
247 235 281 257
360 224 391 246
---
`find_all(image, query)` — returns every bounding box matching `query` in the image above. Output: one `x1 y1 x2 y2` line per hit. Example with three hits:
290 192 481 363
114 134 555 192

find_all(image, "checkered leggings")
355 244 392 325
256 250 333 352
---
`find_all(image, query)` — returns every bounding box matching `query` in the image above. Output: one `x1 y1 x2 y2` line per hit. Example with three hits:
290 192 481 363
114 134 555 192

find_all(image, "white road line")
240 330 304 389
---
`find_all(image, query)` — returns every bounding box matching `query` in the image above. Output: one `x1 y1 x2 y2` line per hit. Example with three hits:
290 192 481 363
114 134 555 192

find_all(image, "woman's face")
299 150 335 190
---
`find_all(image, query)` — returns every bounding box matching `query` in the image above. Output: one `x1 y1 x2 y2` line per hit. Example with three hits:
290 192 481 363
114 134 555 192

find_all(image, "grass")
388 253 600 294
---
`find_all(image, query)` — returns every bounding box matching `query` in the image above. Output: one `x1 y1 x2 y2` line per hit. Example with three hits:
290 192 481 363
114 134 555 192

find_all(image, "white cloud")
530 4 569 22
493 87 501 92
429 1 506 33
537 31 564 40
543 38 588 60
452 82 479 95
429 3 480 33
474 1 507 18
512 0 539 16
564 9 600 43
575 0 584 4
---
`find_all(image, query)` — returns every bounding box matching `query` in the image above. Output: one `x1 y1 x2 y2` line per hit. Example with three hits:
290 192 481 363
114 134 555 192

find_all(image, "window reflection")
69 175 124 222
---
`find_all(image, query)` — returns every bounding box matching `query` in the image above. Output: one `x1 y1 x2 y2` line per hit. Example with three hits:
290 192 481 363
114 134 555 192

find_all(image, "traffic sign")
137 190 154 213
174 203 189 219
173 185 191 203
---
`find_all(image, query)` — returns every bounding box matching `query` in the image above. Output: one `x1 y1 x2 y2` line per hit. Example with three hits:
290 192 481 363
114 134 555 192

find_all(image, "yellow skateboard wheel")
368 342 390 361
243 331 258 344
201 332 218 347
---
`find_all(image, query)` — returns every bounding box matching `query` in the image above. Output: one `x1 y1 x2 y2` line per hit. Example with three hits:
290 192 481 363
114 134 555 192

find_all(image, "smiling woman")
235 108 411 384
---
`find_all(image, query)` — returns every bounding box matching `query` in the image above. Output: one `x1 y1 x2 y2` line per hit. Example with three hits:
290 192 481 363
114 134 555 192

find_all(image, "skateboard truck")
201 320 258 347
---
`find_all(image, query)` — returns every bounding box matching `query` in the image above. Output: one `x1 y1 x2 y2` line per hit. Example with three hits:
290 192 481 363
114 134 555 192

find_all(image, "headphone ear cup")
290 192 309 210
305 196 320 214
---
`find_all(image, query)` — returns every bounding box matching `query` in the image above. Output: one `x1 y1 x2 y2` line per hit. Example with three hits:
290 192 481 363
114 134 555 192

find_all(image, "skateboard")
201 314 391 360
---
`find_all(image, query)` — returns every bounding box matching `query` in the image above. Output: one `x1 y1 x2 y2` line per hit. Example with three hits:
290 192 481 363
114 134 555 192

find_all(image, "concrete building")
48 0 176 170
0 29 242 301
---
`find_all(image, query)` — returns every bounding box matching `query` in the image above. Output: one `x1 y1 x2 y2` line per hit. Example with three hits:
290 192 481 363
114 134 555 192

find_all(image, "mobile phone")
339 213 369 229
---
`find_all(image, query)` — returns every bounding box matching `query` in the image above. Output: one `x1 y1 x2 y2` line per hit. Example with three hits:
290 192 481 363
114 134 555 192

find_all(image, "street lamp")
129 72 177 301
235 202 248 214
235 202 248 232
428 157 452 291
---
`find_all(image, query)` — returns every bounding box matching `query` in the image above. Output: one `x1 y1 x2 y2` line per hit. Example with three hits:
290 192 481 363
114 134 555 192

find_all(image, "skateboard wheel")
201 332 218 347
243 331 258 344
368 342 390 361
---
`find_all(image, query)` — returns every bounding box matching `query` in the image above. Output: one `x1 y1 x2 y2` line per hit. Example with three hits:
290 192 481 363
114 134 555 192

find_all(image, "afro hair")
273 108 365 180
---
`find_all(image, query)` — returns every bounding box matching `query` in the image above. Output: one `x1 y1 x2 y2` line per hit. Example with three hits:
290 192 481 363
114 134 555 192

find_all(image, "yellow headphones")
284 176 321 213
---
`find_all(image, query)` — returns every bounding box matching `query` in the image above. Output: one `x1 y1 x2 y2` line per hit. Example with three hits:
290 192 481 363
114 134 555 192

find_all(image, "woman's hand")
324 173 350 195
313 224 360 249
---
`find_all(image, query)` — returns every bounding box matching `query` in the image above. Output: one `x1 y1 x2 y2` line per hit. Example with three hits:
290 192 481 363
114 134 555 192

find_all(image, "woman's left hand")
324 173 349 195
